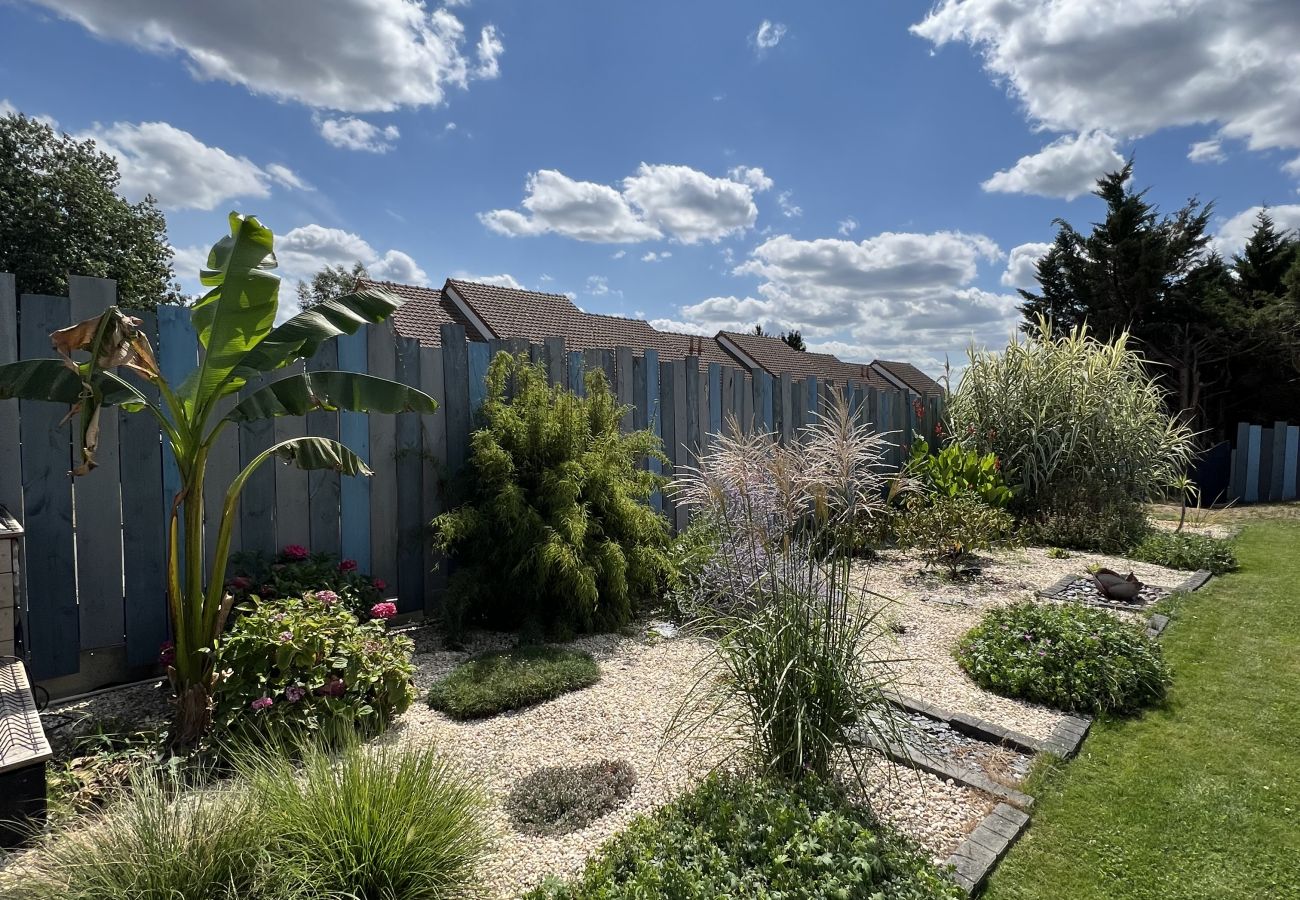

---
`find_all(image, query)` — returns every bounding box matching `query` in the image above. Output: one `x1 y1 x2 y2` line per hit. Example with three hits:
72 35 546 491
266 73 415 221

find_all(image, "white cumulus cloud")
837 217 858 236
1187 139 1227 164
982 132 1125 200
1211 205 1300 257
1000 242 1052 289
316 115 401 153
753 20 787 53
27 0 503 112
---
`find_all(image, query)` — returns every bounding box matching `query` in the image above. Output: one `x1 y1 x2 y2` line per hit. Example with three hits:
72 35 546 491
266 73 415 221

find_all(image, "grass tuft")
427 644 600 719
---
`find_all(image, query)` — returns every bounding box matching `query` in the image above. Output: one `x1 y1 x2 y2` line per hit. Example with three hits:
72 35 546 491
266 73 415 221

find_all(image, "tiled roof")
872 359 945 396
718 331 889 388
358 279 473 347
444 279 582 340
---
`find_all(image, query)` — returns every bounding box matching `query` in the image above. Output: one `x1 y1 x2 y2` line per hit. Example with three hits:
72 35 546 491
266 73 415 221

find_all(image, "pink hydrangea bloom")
338 559 358 573
315 590 340 606
250 696 274 711
370 601 397 620
284 685 306 703
282 544 309 561
372 578 387 592
277 630 294 643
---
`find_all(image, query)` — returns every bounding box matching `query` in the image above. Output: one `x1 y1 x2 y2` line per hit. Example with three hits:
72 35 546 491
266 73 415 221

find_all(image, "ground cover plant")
957 601 1169 714
0 212 434 746
948 320 1195 552
986 521 1300 900
226 546 386 620
506 759 637 836
671 394 902 783
895 492 1017 576
427 644 600 719
526 773 964 899
433 352 671 637
1128 530 1238 575
213 592 415 743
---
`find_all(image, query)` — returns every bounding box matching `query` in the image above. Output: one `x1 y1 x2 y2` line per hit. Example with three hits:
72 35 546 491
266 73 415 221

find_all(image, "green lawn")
986 521 1300 900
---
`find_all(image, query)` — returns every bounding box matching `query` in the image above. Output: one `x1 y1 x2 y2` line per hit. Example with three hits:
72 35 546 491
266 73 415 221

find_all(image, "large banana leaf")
183 212 280 412
265 436 374 477
224 370 437 422
231 286 405 377
0 358 147 407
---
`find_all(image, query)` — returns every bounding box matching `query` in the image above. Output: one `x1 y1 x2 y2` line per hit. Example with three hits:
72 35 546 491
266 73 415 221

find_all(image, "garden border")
944 802 1031 895
1036 569 1212 611
884 690 1091 760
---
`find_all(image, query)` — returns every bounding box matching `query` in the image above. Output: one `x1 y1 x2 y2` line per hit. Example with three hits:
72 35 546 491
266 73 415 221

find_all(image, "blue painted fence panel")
337 330 372 573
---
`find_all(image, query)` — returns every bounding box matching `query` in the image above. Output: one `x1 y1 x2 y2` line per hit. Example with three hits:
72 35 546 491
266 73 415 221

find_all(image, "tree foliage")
0 111 180 309
432 352 672 636
780 329 806 351
1019 163 1299 436
296 261 368 311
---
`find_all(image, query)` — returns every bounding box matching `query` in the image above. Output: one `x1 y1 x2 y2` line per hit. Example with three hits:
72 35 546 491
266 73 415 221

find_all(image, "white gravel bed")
858 546 1194 740
390 626 993 898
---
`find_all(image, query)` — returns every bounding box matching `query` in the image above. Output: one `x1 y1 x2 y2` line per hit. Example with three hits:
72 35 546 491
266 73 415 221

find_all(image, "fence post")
307 340 342 556
273 361 312 551
338 332 372 572
394 335 424 612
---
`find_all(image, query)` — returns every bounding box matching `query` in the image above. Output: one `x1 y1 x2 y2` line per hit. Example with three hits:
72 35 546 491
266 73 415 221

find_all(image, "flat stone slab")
945 802 1031 894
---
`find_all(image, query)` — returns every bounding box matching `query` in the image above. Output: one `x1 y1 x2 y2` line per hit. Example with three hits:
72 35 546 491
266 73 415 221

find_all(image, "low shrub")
1128 531 1239 575
906 438 1014 507
226 546 386 620
432 352 672 637
525 773 963 899
213 593 415 742
507 759 637 836
245 740 490 900
427 644 600 719
956 601 1169 714
895 492 1017 575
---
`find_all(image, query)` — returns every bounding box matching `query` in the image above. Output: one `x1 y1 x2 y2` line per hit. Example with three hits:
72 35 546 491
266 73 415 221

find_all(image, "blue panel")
336 330 371 573
1284 426 1298 501
1244 424 1261 503
644 350 661 512
755 371 774 432
805 376 819 425
156 307 197 584
707 363 722 437
468 341 490 415
568 350 585 396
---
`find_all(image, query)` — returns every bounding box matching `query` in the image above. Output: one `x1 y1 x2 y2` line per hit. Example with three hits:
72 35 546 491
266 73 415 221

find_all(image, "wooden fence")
1228 420 1299 503
0 276 940 694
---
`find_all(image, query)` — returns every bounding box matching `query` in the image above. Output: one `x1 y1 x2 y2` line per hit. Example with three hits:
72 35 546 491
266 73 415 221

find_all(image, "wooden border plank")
367 321 398 593
237 371 276 558
306 339 341 556
273 361 311 550
419 346 447 616
337 332 371 572
394 336 424 612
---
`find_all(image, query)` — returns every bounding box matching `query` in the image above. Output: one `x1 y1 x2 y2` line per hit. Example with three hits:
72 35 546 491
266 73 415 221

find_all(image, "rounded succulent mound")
956 601 1169 714
506 759 637 836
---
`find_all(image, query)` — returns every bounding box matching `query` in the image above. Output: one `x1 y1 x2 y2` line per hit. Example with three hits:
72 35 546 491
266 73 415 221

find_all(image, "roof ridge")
445 277 575 302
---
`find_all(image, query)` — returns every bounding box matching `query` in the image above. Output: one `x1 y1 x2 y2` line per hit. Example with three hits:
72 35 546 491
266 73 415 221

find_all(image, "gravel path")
859 546 1193 740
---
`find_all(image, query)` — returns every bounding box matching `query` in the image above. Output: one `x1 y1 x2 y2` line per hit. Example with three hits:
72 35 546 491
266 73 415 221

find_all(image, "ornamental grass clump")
671 392 903 783
957 601 1169 714
433 352 671 637
948 319 1196 551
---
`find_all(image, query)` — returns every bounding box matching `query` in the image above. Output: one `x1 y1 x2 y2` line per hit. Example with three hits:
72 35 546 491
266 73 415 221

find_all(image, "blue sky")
2 0 1298 372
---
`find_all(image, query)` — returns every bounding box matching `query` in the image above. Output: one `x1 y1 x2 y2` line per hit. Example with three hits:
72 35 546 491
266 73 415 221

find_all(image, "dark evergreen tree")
780 330 806 351
0 111 180 308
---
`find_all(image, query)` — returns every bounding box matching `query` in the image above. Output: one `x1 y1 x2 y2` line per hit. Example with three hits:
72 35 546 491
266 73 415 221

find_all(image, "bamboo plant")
0 213 436 746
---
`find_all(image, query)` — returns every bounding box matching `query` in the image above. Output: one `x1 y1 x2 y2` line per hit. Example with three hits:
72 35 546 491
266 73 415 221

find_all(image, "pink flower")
372 578 387 592
277 631 294 643
338 559 358 573
250 696 274 711
284 685 306 703
315 589 340 606
158 641 175 667
370 601 397 620
282 544 309 561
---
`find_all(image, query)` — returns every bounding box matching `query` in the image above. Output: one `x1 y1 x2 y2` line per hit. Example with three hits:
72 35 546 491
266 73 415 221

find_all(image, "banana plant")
0 213 436 747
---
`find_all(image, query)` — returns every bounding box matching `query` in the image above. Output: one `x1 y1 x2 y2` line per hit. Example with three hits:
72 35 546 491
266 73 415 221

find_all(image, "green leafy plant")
243 739 490 900
948 320 1196 552
1047 546 1072 559
1128 531 1239 575
226 546 385 620
433 352 670 636
906 438 1014 507
427 644 600 720
0 213 435 746
506 759 637 836
671 394 902 783
895 492 1017 575
956 601 1170 714
213 593 415 742
526 773 963 900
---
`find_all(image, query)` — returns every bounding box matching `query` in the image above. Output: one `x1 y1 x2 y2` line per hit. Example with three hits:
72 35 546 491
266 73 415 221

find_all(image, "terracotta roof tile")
718 331 889 388
871 360 945 396
444 279 582 340
357 279 473 347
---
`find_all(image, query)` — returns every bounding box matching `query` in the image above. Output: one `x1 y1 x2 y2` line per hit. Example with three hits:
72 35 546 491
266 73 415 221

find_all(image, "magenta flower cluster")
282 544 309 561
370 601 398 620
250 696 274 711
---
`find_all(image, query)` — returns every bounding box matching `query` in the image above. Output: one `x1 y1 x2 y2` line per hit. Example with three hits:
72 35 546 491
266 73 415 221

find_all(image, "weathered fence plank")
439 325 470 480
68 276 124 650
467 341 490 415
1244 424 1262 503
204 393 241 566
685 357 701 466
337 331 371 572
367 321 399 595
19 294 78 678
640 349 662 512
544 337 566 388
273 360 311 551
156 307 196 591
0 275 21 525
307 339 342 556
1284 425 1298 501
616 347 635 432
394 336 424 612
419 346 447 616
238 371 277 558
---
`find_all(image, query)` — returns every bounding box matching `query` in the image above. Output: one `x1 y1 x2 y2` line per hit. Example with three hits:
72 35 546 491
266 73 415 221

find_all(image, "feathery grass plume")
669 390 906 785
948 319 1196 551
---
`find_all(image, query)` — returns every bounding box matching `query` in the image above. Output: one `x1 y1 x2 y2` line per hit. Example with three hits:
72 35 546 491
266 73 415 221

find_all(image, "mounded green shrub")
905 438 1014 507
948 321 1196 551
507 759 637 836
894 492 1018 574
525 773 963 899
1128 531 1238 575
427 645 600 719
957 601 1169 714
213 593 416 742
433 352 672 636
